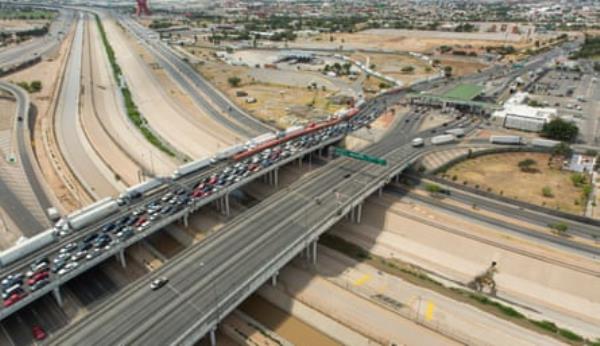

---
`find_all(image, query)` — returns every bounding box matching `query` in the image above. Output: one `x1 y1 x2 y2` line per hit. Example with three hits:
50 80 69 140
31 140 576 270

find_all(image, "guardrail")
0 133 343 320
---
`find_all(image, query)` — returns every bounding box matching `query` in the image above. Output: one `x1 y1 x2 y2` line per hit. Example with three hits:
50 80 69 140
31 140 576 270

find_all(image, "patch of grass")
95 15 175 157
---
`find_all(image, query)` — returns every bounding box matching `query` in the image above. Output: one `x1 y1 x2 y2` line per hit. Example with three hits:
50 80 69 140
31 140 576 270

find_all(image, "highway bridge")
0 7 584 342
49 111 480 345
0 94 389 320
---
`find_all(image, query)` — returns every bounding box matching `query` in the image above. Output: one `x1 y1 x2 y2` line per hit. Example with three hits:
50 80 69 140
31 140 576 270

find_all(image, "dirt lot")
192 57 346 128
350 53 436 86
442 152 587 214
436 57 489 77
295 29 536 54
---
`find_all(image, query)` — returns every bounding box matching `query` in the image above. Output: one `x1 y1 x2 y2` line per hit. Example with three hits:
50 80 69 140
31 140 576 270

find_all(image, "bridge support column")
356 203 362 224
308 153 312 170
224 193 230 217
271 271 278 286
53 287 63 307
378 186 383 198
118 249 127 268
312 239 318 264
305 243 311 262
209 328 217 346
274 168 279 188
183 211 189 228
298 156 303 168
395 175 400 183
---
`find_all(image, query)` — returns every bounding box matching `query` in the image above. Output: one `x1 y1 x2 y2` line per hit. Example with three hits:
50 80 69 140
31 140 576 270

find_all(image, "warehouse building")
491 92 557 132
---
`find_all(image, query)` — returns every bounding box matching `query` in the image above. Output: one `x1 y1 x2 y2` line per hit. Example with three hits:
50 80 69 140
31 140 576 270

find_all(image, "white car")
58 262 79 276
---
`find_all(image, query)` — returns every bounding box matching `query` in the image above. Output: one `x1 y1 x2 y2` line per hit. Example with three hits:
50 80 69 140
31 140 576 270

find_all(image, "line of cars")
0 105 382 312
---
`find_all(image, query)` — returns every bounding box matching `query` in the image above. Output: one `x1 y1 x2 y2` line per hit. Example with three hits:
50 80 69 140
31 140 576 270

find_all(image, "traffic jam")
0 101 383 311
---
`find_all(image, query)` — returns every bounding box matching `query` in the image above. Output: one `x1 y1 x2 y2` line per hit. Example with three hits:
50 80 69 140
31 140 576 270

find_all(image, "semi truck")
530 138 560 148
119 178 165 200
172 158 212 180
0 230 55 267
444 128 465 137
489 135 523 145
54 198 120 236
431 134 456 145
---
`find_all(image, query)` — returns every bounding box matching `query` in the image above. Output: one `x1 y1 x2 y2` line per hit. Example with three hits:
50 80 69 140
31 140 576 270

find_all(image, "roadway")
116 14 275 138
49 43 580 344
0 9 73 71
53 13 119 200
0 82 51 235
49 116 469 345
404 176 600 241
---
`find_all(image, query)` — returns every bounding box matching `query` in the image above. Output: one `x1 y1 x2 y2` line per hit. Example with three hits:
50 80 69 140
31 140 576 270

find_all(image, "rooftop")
442 83 484 101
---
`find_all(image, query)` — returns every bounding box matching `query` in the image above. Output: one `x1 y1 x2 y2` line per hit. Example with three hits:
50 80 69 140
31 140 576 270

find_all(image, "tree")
549 222 568 235
518 158 537 172
443 66 453 77
552 142 573 158
227 76 241 87
425 183 441 194
30 80 42 92
541 118 578 142
542 186 554 198
401 65 415 73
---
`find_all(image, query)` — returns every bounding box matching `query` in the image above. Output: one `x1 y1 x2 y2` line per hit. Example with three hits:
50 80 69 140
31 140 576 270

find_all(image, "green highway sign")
334 147 387 166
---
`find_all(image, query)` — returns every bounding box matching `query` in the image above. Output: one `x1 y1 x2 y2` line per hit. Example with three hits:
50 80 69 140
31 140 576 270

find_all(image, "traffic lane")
54 16 118 199
421 182 600 239
1 81 54 218
50 138 420 344
70 143 418 344
49 149 368 344
121 16 273 135
388 186 600 258
0 168 45 235
131 147 423 344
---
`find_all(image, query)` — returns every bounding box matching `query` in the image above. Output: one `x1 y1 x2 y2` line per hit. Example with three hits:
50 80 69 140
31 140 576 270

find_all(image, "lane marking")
353 274 370 286
425 301 435 321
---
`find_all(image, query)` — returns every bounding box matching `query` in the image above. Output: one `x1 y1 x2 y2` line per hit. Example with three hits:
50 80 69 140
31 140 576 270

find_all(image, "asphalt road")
409 177 600 240
49 113 464 345
388 185 600 261
0 9 73 70
0 82 51 235
53 14 118 200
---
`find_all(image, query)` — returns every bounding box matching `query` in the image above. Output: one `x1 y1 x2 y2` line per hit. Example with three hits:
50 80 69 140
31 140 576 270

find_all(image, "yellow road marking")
425 301 435 321
353 274 370 286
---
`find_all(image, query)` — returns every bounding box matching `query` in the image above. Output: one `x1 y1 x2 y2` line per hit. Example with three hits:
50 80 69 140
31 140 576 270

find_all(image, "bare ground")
443 152 587 215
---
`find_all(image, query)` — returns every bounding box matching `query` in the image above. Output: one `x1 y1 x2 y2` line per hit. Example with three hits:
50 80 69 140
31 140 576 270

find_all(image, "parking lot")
528 68 600 144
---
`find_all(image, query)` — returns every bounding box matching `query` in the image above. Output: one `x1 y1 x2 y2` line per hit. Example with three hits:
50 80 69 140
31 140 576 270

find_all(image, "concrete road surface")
54 14 119 199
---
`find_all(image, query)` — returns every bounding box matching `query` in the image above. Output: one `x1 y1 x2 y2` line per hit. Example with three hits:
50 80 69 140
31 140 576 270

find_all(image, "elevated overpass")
0 98 388 320
49 115 482 345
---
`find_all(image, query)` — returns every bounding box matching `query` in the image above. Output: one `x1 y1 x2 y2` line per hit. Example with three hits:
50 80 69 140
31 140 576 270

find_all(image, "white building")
491 92 557 132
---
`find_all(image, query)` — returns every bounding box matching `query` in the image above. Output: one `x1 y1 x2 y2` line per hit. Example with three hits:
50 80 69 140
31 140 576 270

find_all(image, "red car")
3 291 27 307
32 325 46 340
191 189 204 198
27 271 49 286
208 176 218 185
134 216 147 227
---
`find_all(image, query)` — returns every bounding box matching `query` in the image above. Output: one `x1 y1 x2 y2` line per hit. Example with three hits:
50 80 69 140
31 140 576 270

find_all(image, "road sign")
334 147 387 166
